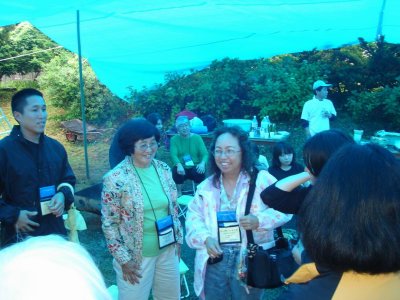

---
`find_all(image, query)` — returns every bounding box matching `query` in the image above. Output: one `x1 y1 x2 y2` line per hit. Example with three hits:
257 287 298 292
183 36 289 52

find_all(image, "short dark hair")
11 88 43 114
299 144 400 274
209 126 256 187
146 113 162 126
303 129 353 177
271 142 296 168
118 118 160 155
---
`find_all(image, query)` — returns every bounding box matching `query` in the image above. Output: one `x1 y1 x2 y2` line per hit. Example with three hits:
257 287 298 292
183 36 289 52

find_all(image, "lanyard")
132 162 170 221
219 172 242 211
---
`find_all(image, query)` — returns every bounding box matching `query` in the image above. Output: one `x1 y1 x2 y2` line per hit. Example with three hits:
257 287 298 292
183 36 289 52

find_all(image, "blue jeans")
204 246 264 300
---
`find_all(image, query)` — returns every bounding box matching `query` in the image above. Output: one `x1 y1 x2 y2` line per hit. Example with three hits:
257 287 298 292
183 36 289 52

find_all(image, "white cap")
313 80 332 90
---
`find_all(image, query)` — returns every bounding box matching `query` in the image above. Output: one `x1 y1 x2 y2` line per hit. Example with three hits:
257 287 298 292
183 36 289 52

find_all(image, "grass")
1 98 367 299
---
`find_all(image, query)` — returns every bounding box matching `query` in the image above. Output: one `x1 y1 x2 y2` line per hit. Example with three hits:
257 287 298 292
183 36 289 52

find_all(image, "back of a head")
299 144 400 274
146 112 162 126
0 235 111 300
303 129 353 176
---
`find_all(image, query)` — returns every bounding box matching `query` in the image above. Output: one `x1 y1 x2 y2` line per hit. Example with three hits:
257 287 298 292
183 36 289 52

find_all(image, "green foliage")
129 38 400 128
2 23 400 129
0 23 57 80
246 55 322 121
347 79 400 129
38 52 131 124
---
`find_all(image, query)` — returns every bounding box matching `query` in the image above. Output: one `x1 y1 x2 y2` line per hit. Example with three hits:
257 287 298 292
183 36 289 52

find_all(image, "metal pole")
77 10 90 179
376 0 387 40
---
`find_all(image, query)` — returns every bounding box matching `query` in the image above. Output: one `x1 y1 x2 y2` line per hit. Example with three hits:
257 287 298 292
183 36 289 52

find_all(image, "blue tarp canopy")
1 0 399 98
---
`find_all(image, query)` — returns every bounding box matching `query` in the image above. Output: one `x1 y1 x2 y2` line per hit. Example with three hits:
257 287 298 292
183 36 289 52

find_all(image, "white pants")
114 245 180 300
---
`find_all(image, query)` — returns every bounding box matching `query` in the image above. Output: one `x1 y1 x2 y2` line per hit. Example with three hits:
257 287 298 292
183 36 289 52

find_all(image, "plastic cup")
353 129 364 143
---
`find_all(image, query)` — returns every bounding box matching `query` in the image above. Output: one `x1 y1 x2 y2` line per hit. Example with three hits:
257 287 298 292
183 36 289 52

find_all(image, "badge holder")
39 185 56 216
155 215 176 249
183 154 195 167
217 211 241 244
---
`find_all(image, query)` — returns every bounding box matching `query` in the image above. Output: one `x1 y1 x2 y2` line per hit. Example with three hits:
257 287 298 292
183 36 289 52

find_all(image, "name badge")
217 211 241 244
155 215 176 249
183 154 195 167
39 185 56 216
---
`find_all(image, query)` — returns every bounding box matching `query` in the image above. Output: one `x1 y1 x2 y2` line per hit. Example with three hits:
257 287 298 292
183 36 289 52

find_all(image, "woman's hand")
205 237 222 258
292 240 304 265
239 214 259 230
121 260 142 285
196 161 206 174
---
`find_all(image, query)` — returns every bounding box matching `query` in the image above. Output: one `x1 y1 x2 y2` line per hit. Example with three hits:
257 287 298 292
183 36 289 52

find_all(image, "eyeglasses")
213 149 241 157
135 142 158 152
177 123 190 129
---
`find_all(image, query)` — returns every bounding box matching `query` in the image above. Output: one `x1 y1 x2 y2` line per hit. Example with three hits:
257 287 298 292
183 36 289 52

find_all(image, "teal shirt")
170 133 208 168
136 165 169 257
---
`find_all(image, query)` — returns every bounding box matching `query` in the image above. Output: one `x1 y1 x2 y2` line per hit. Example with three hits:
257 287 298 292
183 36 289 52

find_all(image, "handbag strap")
245 168 258 245
245 169 284 244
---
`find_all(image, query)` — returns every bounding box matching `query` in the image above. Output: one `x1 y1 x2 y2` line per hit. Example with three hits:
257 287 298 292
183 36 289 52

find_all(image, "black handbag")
244 169 298 289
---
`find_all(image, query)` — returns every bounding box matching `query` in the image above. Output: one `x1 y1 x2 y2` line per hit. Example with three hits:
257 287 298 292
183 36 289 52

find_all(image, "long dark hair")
299 144 400 274
208 126 256 187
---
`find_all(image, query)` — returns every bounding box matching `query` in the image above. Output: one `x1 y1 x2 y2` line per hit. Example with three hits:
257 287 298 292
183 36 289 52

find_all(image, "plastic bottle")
251 116 258 137
261 116 270 138
260 117 267 138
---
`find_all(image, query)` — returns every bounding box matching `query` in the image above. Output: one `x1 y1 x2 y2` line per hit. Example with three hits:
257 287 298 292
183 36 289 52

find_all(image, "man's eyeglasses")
135 142 158 152
177 123 190 129
213 149 241 157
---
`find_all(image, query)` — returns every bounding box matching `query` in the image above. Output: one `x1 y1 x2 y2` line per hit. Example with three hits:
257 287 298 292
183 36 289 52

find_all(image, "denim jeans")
204 246 264 300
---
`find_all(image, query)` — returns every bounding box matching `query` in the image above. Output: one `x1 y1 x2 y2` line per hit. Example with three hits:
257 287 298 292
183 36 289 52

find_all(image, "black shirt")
268 162 304 181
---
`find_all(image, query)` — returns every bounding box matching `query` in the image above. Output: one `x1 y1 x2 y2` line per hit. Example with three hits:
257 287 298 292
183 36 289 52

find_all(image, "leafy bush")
347 80 400 129
38 52 132 125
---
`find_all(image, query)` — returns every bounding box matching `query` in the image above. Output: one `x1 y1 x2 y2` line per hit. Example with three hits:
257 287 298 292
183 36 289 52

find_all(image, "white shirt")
301 96 336 136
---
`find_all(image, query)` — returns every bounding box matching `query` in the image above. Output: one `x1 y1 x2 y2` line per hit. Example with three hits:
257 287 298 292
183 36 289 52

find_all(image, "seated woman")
278 144 400 299
146 112 163 132
185 126 292 300
170 116 208 195
102 118 183 300
268 142 304 180
147 112 167 148
261 129 353 214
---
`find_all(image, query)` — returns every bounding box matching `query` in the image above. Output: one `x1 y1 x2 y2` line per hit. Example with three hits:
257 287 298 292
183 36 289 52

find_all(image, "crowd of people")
0 84 399 300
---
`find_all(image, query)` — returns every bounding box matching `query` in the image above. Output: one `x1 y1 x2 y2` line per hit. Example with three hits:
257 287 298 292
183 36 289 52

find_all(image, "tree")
0 23 58 80
38 52 131 125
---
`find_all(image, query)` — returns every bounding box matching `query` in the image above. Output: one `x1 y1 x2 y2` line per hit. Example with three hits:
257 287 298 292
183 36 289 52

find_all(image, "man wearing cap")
301 80 337 138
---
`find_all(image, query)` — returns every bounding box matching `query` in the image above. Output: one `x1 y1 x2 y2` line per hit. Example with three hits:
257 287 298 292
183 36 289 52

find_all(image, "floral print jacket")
101 156 183 266
185 170 292 298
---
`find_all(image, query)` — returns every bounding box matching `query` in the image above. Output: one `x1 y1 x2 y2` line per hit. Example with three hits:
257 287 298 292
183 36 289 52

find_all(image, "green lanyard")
132 163 170 221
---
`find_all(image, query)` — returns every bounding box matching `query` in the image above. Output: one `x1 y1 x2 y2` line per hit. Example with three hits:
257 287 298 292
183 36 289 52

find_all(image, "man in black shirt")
0 88 76 246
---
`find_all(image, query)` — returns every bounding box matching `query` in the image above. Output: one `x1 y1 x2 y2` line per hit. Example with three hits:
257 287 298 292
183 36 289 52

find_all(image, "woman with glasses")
170 116 208 196
185 126 291 300
101 118 183 300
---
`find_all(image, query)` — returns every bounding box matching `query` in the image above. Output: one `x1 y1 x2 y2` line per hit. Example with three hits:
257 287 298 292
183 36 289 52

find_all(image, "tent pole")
77 10 90 179
376 0 387 40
